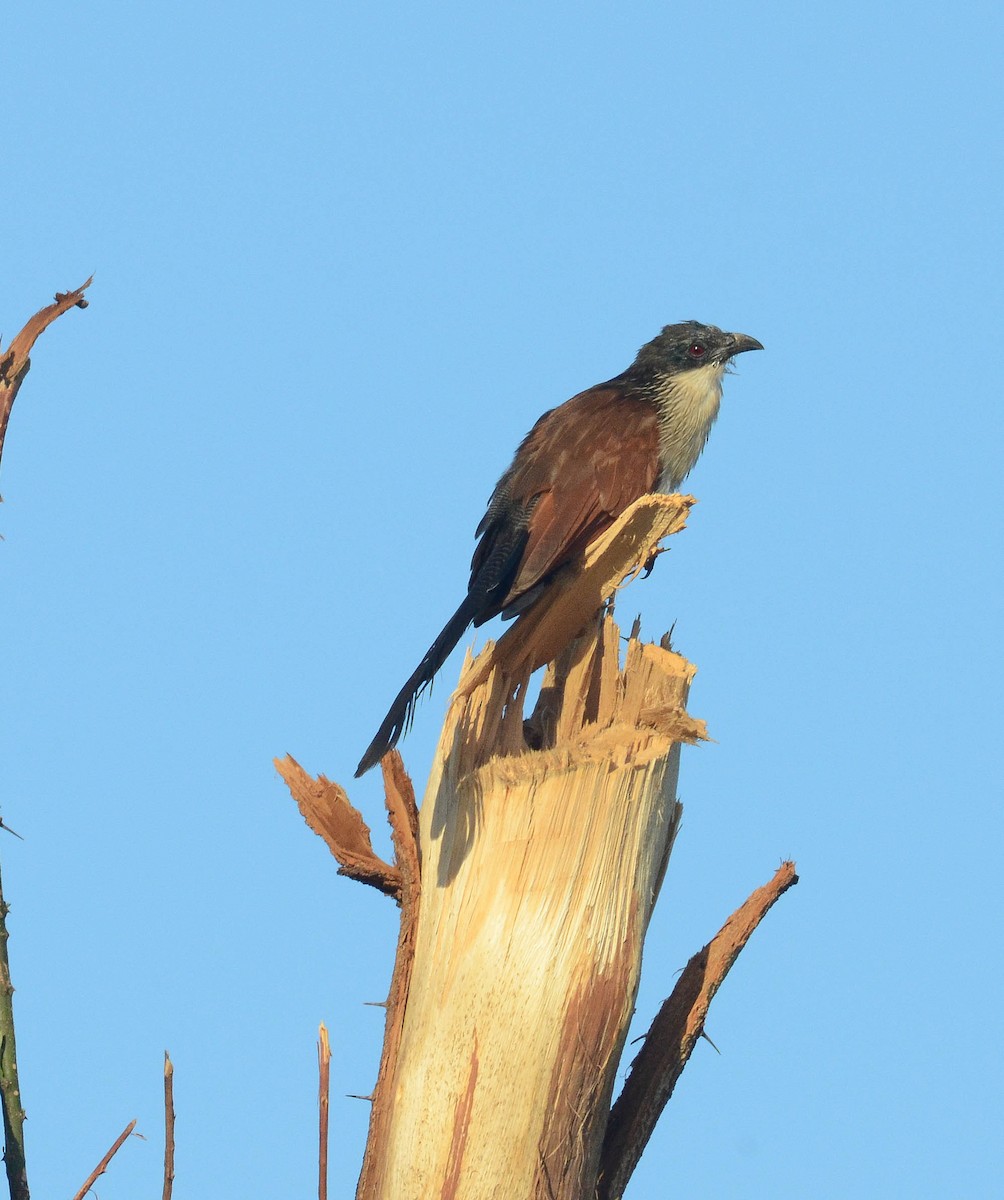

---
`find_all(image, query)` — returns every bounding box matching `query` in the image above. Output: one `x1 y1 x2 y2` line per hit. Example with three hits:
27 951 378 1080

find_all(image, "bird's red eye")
688 343 706 358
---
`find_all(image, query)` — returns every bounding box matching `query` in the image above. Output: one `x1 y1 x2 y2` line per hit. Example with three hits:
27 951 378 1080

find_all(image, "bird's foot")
641 546 670 578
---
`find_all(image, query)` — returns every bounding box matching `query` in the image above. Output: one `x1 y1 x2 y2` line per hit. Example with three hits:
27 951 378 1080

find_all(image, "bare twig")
71 1118 138 1200
597 861 799 1199
318 1024 331 1200
275 756 401 898
0 278 92 481
0 857 29 1200
162 1052 175 1200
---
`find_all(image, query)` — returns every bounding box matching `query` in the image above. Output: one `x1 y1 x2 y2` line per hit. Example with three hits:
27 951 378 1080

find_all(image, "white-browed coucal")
355 321 762 776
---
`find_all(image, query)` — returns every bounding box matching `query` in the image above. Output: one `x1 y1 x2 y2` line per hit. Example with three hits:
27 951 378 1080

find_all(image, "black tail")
354 594 481 777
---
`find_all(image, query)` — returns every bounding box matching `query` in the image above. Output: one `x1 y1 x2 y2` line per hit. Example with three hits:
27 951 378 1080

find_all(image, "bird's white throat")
654 361 726 492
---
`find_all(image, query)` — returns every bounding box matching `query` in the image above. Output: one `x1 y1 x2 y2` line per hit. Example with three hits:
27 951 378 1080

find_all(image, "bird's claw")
641 547 669 578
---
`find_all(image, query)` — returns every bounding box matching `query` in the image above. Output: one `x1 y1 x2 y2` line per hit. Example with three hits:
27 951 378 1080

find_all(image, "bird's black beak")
726 332 763 357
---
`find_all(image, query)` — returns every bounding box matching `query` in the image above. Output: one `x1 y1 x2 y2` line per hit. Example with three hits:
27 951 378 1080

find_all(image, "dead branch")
71 1118 138 1200
0 278 92 480
0 278 91 1197
162 1053 175 1200
597 861 800 1199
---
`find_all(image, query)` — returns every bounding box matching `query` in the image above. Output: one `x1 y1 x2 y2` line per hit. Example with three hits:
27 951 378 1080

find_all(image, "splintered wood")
276 756 402 898
367 494 705 1200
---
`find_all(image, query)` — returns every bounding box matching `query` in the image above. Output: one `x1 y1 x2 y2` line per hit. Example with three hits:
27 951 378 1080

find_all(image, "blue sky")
3 1 1001 1195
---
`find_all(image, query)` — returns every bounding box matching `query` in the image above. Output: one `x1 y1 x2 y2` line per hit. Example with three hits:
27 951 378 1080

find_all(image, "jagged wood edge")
275 754 401 898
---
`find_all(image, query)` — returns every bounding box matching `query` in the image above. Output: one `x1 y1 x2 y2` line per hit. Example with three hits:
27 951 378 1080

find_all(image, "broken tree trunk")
373 620 699 1198
280 492 797 1199
364 494 700 1199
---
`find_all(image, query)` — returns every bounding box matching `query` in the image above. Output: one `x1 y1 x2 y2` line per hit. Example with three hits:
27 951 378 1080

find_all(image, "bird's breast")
654 362 725 492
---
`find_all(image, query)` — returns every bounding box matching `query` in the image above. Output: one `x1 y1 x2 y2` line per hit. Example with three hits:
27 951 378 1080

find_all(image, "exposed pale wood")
283 491 796 1196
367 495 705 1199
318 1024 331 1200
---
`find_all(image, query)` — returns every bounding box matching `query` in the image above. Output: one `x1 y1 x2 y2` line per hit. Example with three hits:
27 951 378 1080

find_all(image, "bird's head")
625 320 763 490
630 321 763 380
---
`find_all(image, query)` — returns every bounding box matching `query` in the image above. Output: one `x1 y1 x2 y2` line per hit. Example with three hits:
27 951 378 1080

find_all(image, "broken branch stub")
276 755 401 898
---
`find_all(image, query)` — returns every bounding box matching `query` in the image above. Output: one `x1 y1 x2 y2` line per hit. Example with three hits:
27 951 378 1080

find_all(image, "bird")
355 321 762 776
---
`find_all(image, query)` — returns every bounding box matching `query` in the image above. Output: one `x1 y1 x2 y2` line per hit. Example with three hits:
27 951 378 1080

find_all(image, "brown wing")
472 385 661 614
